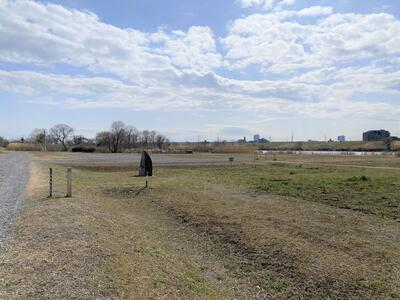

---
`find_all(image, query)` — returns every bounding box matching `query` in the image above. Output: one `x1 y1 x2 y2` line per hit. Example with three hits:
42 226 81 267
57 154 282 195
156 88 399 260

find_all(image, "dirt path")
0 152 29 248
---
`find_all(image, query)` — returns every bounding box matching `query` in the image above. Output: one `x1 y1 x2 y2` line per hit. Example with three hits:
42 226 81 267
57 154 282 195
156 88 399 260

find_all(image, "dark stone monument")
138 150 152 176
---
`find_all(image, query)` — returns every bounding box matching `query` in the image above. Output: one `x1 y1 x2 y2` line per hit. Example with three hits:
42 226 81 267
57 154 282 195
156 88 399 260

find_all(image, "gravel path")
0 152 29 248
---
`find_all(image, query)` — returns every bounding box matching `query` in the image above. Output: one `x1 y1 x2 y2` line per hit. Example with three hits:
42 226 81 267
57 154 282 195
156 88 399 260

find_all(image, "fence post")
49 168 53 197
66 167 72 197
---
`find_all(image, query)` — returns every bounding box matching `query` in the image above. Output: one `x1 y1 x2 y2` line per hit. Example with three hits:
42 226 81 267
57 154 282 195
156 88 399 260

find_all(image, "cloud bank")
0 0 399 124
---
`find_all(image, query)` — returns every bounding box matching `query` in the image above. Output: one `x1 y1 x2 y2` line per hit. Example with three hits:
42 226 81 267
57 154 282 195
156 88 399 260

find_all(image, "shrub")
71 147 96 153
0 136 8 147
348 175 368 182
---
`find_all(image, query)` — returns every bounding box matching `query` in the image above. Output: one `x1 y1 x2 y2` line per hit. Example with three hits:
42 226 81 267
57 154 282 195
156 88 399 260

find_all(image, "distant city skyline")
0 0 399 142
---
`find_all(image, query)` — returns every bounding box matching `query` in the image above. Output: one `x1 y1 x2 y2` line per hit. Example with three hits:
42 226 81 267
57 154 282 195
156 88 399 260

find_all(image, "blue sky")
0 0 399 141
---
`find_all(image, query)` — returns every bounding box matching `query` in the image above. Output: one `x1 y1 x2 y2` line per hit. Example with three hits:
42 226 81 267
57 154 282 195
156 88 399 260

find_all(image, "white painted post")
66 167 72 197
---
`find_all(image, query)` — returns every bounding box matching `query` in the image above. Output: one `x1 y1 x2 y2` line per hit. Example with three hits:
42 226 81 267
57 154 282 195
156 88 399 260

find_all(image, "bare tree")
95 122 169 152
124 126 140 149
149 130 157 147
29 128 47 151
155 134 167 150
96 131 112 151
0 136 8 147
50 124 74 151
110 121 126 153
29 128 45 144
141 130 150 148
72 135 92 145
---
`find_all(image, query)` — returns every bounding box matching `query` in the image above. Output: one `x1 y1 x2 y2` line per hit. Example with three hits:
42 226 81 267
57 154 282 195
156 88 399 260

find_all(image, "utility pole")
44 129 47 152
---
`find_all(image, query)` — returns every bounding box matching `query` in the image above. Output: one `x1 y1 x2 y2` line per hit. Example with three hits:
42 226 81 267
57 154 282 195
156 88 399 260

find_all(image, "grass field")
0 152 399 299
260 141 391 151
176 140 399 152
202 164 400 219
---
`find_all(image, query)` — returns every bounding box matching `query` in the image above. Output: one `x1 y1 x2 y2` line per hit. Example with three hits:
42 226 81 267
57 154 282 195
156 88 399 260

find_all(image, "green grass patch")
391 293 400 299
154 275 168 284
224 263 253 278
261 277 286 293
180 271 209 295
158 163 400 219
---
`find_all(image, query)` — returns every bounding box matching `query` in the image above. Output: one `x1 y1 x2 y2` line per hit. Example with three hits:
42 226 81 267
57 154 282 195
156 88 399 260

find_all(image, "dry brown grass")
6 143 41 151
0 161 255 299
172 143 258 153
142 168 400 298
392 141 400 151
1 153 399 299
0 162 116 299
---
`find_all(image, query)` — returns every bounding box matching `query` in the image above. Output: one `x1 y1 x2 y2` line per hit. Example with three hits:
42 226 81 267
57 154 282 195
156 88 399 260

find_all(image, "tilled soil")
0 152 29 248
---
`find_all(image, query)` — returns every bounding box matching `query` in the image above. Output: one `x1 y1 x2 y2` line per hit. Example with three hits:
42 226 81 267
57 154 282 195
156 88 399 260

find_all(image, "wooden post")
66 167 72 197
229 157 234 167
49 168 53 197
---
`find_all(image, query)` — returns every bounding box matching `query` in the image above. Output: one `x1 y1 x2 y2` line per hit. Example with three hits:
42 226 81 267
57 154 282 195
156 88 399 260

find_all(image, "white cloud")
0 0 399 127
0 0 221 81
1 67 399 122
237 0 295 10
222 11 400 74
154 26 222 74
297 6 333 17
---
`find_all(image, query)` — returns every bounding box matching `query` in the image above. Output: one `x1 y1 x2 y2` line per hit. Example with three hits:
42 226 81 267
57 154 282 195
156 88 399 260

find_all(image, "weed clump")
348 175 368 182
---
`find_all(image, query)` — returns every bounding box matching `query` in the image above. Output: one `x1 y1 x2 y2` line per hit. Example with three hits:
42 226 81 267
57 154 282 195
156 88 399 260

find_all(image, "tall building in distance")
253 134 260 142
363 130 390 141
337 135 346 142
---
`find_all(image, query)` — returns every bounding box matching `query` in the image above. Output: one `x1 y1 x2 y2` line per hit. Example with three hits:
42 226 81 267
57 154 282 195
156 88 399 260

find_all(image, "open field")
175 140 399 153
260 141 392 151
0 152 399 299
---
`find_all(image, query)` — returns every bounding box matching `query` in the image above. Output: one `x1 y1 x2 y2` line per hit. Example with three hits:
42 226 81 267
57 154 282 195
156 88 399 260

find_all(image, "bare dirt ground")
34 152 252 167
0 152 399 299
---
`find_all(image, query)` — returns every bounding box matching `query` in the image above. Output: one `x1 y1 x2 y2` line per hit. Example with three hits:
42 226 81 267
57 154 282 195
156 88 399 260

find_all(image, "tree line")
1 121 169 153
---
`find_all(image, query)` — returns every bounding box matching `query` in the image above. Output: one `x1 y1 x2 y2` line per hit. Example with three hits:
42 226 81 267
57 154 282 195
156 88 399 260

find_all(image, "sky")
0 0 399 142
